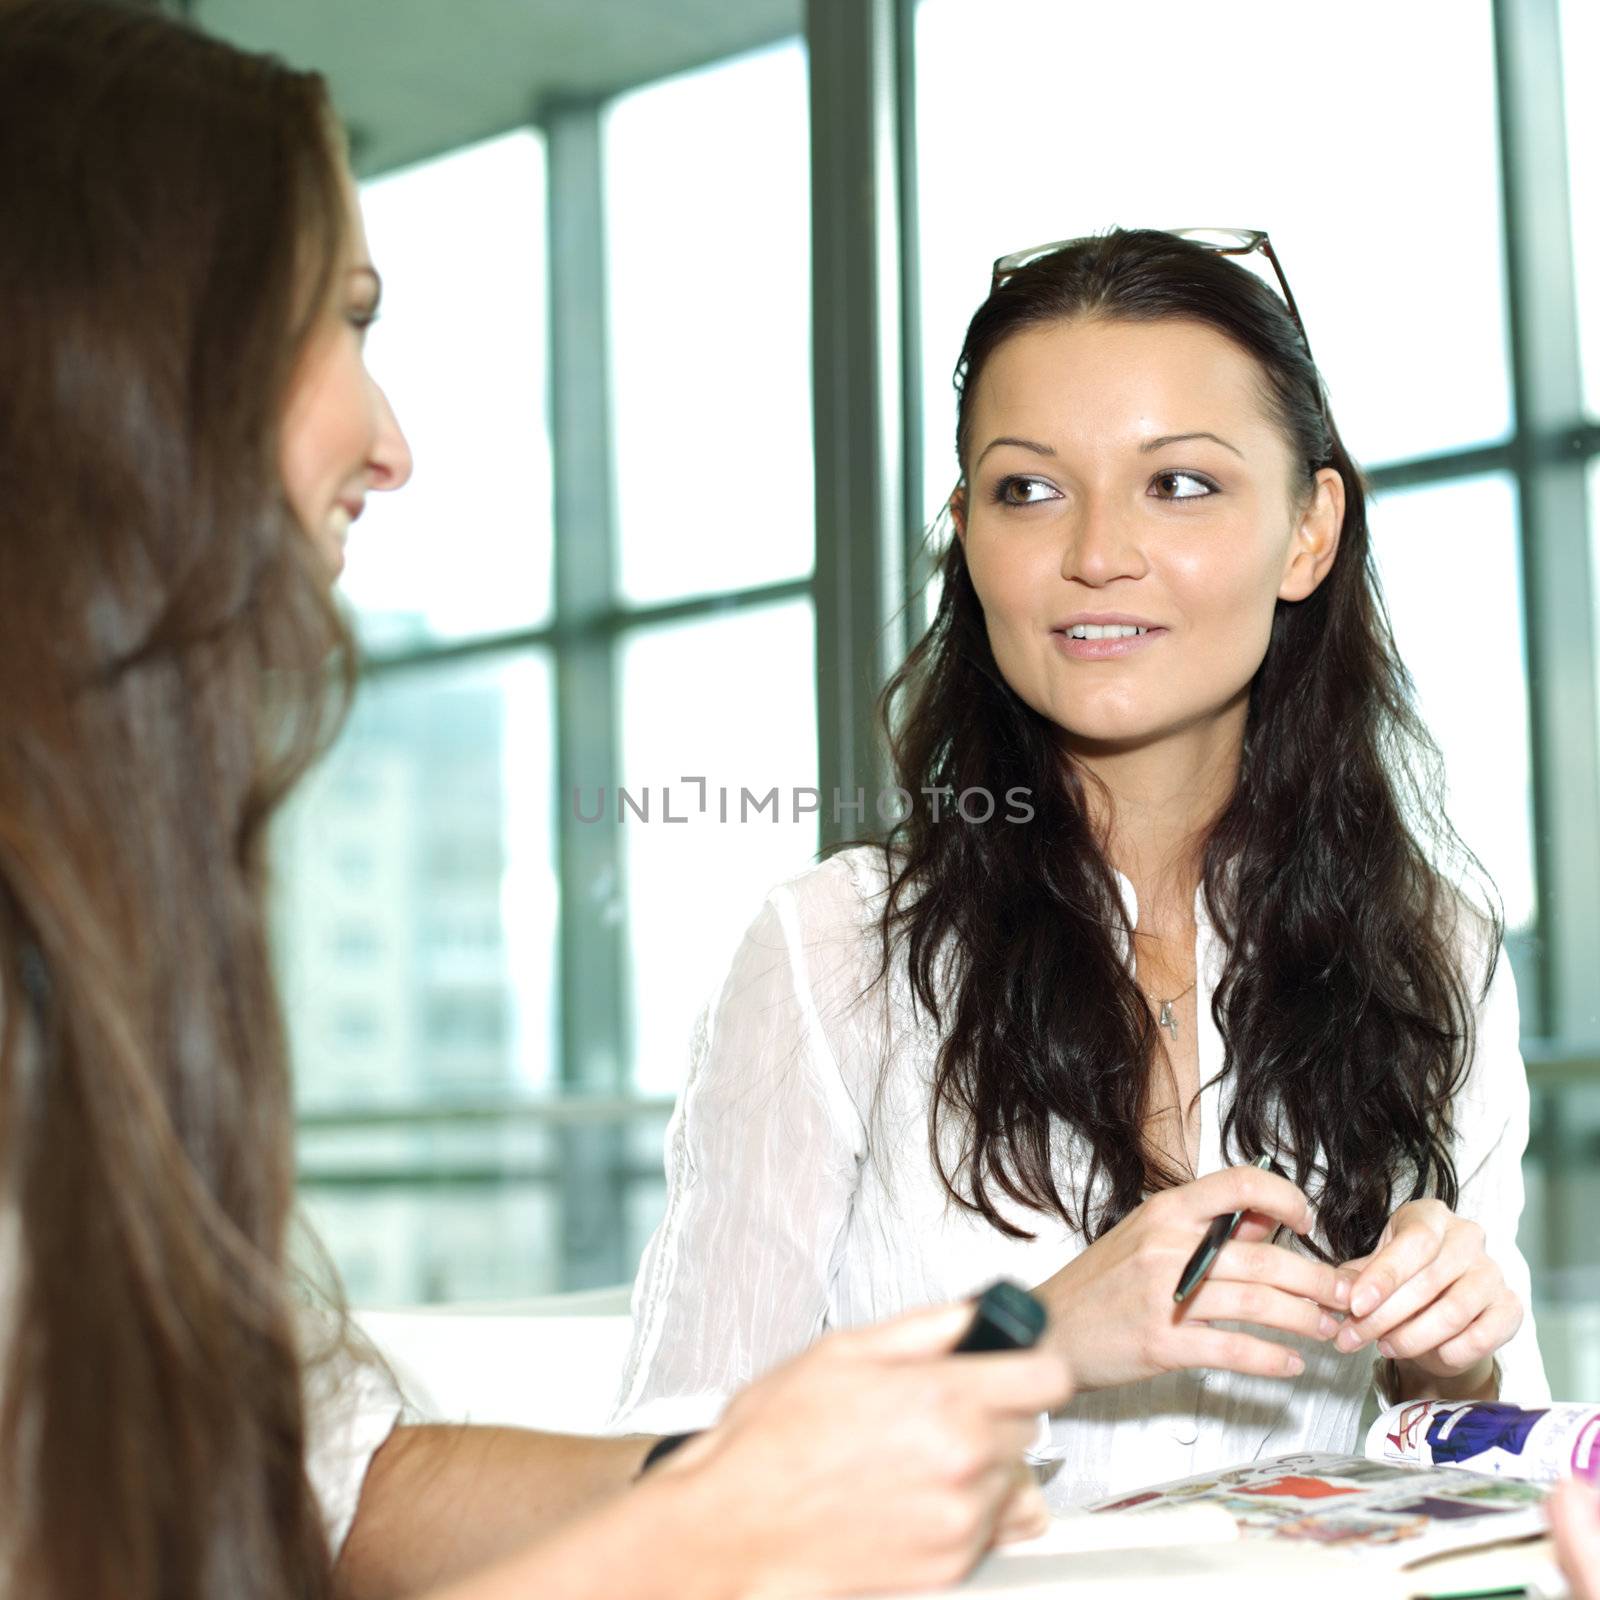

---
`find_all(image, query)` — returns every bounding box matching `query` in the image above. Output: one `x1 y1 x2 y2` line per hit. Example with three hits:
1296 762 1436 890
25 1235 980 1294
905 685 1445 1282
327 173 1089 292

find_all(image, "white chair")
355 1285 635 1435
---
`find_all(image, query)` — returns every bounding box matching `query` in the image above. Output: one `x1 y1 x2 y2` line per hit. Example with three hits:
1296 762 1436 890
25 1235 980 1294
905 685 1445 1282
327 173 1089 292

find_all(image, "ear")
1278 467 1344 602
949 483 968 543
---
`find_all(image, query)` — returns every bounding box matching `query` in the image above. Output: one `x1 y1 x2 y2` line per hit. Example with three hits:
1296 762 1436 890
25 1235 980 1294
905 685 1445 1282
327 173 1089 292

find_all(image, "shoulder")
1434 891 1525 1119
1434 889 1514 1018
760 844 897 939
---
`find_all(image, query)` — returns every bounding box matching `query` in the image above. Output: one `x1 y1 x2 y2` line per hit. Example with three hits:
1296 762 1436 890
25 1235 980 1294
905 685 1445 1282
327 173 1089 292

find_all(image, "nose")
368 380 413 493
1060 493 1146 587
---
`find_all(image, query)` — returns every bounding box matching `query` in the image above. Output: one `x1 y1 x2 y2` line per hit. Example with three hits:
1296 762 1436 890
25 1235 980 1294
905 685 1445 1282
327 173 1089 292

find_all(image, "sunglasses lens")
1167 226 1262 253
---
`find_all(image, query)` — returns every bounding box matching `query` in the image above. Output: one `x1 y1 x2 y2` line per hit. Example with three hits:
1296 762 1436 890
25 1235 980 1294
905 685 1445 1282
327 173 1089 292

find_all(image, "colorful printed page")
1366 1398 1600 1484
1083 1451 1549 1568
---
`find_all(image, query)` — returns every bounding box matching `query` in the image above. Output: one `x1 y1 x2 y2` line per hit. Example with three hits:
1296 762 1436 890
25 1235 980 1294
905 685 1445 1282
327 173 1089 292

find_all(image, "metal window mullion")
893 0 931 653
807 0 911 843
545 98 630 1286
1492 0 1600 1047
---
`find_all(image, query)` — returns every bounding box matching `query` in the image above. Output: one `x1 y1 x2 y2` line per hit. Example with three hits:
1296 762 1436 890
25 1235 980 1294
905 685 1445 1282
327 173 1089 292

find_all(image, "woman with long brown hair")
0 2 1067 1595
615 228 1547 1504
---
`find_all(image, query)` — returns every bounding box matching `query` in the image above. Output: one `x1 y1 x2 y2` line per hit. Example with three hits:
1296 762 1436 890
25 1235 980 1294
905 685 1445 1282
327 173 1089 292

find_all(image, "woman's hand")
1032 1165 1350 1393
656 1301 1070 1597
1551 1477 1600 1600
1334 1198 1522 1396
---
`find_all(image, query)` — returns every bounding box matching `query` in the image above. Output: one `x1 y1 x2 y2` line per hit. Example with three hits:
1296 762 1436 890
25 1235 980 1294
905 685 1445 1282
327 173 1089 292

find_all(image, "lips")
1050 619 1167 661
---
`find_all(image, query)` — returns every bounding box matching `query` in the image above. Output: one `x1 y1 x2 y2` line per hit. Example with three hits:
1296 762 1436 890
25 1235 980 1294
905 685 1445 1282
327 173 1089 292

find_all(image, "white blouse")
610 846 1549 1507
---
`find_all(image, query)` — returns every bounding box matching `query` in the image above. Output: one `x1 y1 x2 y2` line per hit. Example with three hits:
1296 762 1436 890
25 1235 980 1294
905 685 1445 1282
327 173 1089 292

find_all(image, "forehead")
338 167 371 260
967 315 1280 454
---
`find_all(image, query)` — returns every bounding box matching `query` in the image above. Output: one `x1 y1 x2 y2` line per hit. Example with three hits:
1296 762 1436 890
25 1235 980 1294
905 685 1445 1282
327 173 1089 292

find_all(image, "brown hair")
0 2 357 1594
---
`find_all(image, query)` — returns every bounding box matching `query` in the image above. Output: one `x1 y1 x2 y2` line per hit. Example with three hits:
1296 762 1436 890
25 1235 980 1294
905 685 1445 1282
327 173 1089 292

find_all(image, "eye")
1150 470 1218 501
992 474 1060 507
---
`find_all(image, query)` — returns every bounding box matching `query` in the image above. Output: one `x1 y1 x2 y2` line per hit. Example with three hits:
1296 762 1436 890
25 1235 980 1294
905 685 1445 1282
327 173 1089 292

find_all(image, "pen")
1172 1154 1274 1306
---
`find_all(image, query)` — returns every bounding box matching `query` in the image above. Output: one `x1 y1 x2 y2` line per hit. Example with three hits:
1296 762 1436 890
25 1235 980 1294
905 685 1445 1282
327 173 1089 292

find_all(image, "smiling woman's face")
956 314 1343 753
279 168 412 578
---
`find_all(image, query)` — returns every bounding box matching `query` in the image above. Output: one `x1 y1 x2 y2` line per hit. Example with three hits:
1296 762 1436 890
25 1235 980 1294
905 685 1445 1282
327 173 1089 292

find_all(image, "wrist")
1386 1353 1500 1403
621 1464 754 1600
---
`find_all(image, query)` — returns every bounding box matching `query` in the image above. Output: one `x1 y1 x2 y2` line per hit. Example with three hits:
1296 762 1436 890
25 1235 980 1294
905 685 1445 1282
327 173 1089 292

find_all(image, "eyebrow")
974 435 1057 467
1140 431 1244 459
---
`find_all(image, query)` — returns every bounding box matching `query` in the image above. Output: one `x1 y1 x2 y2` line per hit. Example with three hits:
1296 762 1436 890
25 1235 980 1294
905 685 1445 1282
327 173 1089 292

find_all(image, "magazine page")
1083 1451 1548 1567
1365 1399 1600 1483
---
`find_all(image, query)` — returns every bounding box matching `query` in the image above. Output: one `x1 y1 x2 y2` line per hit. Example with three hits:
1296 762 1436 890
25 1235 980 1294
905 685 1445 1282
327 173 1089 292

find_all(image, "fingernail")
1336 1327 1362 1353
1351 1286 1379 1318
1317 1313 1339 1338
1286 1354 1305 1376
1334 1278 1351 1308
1377 1340 1394 1359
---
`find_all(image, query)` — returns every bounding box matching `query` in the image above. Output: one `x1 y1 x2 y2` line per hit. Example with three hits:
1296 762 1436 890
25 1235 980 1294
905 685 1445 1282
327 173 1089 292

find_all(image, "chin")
1038 694 1168 751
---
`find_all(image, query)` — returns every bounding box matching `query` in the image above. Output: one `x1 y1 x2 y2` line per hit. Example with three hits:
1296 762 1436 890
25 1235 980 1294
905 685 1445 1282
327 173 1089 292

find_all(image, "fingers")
1337 1220 1488 1352
1179 1325 1306 1380
992 1466 1051 1546
1233 1213 1290 1245
1347 1201 1452 1320
1364 1263 1500 1360
1212 1239 1353 1311
1551 1477 1600 1600
1376 1289 1521 1376
1180 1279 1342 1344
1177 1165 1316 1236
833 1301 981 1361
941 1349 1073 1418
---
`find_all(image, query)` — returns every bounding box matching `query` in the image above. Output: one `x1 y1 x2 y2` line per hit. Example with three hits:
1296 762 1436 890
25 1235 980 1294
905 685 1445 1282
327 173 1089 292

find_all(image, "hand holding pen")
1026 1161 1352 1394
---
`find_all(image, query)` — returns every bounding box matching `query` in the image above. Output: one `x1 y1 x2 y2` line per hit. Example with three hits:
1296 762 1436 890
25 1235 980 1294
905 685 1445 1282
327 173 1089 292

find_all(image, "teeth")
1067 624 1147 640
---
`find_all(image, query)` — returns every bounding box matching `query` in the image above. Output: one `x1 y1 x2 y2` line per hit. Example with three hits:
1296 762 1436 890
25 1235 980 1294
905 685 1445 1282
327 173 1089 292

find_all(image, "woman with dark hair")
614 228 1546 1504
0 2 1067 1595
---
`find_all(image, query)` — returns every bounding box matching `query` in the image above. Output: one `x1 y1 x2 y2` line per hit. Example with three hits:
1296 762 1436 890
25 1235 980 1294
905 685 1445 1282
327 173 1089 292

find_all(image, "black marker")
954 1280 1048 1352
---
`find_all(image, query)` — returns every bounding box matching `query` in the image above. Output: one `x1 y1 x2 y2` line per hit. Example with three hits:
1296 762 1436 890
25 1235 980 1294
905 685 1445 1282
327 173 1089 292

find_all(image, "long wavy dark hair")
870 229 1495 1264
0 2 356 1595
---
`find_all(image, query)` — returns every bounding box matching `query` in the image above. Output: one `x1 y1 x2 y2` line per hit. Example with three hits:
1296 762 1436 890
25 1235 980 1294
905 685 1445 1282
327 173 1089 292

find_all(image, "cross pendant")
1158 1000 1179 1039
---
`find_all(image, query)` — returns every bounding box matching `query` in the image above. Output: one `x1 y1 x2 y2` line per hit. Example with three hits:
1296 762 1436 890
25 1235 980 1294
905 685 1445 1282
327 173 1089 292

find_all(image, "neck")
1069 698 1247 934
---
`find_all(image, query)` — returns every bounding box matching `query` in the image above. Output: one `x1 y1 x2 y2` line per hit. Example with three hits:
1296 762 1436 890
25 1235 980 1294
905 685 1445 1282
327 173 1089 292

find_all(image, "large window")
344 131 553 646
605 41 819 1098
266 3 1600 1348
915 0 1536 950
280 45 814 1303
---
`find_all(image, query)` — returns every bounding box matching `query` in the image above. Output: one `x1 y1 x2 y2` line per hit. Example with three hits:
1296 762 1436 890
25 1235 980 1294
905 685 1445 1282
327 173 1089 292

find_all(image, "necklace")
1152 978 1197 1040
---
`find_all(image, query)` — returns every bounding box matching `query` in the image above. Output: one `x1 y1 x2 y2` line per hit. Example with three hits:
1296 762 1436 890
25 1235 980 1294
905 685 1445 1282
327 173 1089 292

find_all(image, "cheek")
279 343 373 526
964 529 1052 632
1165 534 1285 659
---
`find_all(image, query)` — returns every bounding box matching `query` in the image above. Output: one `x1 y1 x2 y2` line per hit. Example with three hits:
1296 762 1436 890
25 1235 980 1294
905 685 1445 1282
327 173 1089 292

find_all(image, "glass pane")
1367 474 1536 930
275 652 558 1110
346 132 553 649
618 600 820 1092
607 43 814 606
1563 0 1600 416
1593 461 1600 794
296 1103 673 1304
299 1131 559 1304
915 0 1509 523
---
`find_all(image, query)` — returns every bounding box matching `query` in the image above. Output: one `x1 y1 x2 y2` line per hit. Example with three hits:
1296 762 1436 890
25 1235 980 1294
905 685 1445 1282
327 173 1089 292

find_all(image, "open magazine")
1073 1399 1600 1571
885 1400 1597 1598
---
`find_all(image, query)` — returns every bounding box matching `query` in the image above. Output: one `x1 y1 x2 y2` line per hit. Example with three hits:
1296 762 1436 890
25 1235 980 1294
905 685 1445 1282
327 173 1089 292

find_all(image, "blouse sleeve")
297 1308 405 1559
1445 940 1550 1404
608 877 870 1437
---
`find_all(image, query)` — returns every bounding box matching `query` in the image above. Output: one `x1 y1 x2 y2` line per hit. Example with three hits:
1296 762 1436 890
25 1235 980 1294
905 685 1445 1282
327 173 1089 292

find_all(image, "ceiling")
194 0 802 177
